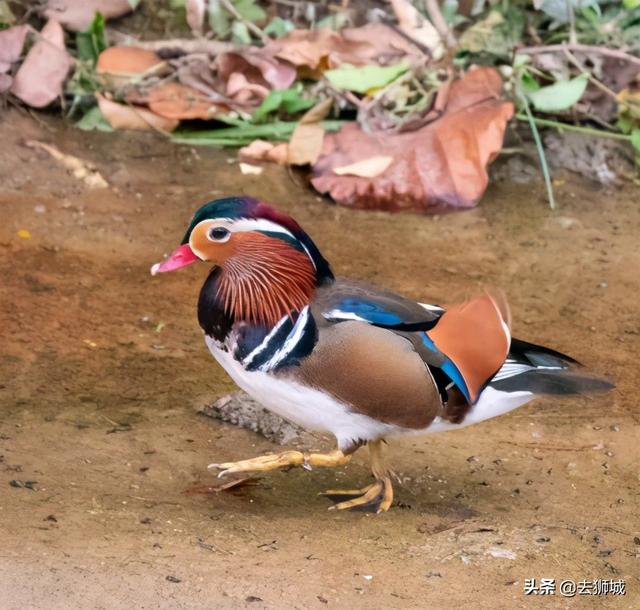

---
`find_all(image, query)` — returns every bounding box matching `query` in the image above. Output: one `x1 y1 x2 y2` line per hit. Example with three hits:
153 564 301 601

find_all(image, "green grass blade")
517 91 556 210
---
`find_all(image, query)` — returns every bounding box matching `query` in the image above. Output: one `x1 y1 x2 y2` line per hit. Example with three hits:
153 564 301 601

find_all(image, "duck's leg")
209 448 351 478
321 440 394 513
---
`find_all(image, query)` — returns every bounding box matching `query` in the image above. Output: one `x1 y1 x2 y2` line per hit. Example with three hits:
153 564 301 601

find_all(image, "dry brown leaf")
264 24 424 73
300 97 332 124
287 98 333 166
263 29 348 70
0 25 29 73
0 25 29 92
312 67 513 213
174 57 230 104
185 0 206 36
226 72 270 105
10 20 72 108
96 46 165 88
97 94 179 132
390 0 444 58
333 156 393 177
239 139 289 165
145 82 227 120
43 0 135 32
288 123 325 166
26 140 108 188
214 50 297 107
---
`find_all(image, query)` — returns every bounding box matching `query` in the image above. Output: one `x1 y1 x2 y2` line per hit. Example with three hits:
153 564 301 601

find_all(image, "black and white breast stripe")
237 307 317 373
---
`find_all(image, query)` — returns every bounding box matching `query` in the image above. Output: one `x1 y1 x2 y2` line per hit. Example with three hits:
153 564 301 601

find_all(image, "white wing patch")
419 302 445 313
491 359 564 382
322 309 368 323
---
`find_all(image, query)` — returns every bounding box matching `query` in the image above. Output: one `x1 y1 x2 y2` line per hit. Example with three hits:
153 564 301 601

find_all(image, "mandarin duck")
152 197 613 513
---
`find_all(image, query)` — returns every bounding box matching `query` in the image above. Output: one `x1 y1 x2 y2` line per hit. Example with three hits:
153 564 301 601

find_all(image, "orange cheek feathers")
190 221 235 264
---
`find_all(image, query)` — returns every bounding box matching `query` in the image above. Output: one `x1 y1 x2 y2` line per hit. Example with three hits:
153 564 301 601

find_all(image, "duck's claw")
320 477 393 513
208 450 305 477
208 448 351 478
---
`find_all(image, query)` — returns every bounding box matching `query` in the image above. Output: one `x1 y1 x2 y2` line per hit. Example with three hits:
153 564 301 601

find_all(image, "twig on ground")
514 114 633 142
423 0 456 48
566 0 577 45
562 48 632 111
383 22 433 59
218 0 271 45
518 43 640 69
106 30 236 56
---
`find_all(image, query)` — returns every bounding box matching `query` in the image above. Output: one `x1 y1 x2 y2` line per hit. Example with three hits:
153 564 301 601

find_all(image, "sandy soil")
0 109 638 609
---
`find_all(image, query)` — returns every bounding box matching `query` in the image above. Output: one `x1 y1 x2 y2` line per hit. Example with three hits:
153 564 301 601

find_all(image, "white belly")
205 336 397 449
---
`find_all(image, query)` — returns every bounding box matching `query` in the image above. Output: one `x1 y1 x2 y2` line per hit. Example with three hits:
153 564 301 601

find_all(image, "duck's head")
151 196 333 325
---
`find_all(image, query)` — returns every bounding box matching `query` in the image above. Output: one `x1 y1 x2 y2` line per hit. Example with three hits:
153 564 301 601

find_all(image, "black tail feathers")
490 338 614 395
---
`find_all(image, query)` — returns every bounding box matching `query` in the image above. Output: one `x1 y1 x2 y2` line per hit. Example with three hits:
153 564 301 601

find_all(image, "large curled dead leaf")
43 0 136 32
264 24 424 74
97 94 179 132
311 67 513 213
10 20 72 108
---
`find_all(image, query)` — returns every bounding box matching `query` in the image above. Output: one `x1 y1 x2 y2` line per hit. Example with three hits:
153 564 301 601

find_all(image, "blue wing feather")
321 289 471 403
421 333 471 403
332 298 403 326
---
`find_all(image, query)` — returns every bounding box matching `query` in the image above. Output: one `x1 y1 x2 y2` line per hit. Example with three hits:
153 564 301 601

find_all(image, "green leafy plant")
76 106 114 132
76 13 106 65
172 119 345 147
66 14 108 119
525 73 589 113
253 86 316 122
207 0 266 40
324 63 410 94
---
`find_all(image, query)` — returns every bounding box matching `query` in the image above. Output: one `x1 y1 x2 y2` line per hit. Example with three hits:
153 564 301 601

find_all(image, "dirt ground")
0 109 638 609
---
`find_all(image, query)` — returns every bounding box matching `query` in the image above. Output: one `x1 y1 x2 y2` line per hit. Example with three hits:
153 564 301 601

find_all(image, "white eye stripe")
189 216 304 259
192 217 296 237
228 218 296 238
